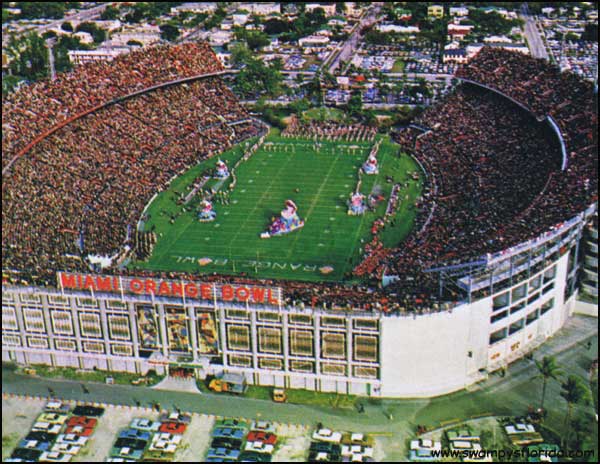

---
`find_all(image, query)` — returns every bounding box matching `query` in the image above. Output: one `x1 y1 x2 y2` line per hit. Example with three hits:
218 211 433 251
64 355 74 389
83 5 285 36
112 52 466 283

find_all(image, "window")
511 283 527 301
540 298 554 315
258 327 282 354
529 275 541 291
527 292 540 305
83 341 104 353
321 332 346 360
543 266 556 283
353 334 378 362
48 294 69 306
79 313 102 338
20 293 41 304
28 337 48 349
3 335 22 346
489 328 507 345
290 360 314 373
23 308 45 333
353 366 378 379
321 363 346 376
289 314 312 325
353 319 378 331
2 306 18 331
226 309 249 320
257 311 281 323
289 329 314 357
493 292 509 310
2 293 14 303
542 282 555 294
491 310 508 324
51 311 73 335
510 301 526 315
55 339 76 351
258 357 283 371
112 344 133 356
226 324 251 351
509 319 524 335
108 315 131 341
76 297 98 308
321 316 345 328
229 354 252 367
526 309 539 325
106 300 127 310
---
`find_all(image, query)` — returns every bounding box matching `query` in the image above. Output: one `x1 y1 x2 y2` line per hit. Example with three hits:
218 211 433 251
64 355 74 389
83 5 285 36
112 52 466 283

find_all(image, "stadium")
2 42 597 398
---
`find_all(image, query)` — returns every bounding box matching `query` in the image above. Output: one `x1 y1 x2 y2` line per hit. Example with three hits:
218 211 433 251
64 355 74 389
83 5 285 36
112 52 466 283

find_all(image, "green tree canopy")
160 24 180 42
76 21 107 43
100 5 120 21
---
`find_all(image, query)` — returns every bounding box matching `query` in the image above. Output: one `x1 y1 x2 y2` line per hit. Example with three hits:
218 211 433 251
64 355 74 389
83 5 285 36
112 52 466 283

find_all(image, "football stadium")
2 43 597 397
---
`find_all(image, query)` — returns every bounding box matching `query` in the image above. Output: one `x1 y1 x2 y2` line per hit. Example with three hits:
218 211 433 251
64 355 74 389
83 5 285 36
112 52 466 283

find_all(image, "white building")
375 24 420 34
298 35 330 48
237 3 281 16
467 42 529 57
305 3 337 17
170 3 217 14
449 6 469 17
68 47 131 65
208 30 234 47
73 31 94 45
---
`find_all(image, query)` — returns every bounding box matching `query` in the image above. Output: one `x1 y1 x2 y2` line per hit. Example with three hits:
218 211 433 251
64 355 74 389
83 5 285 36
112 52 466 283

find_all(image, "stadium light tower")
45 37 57 81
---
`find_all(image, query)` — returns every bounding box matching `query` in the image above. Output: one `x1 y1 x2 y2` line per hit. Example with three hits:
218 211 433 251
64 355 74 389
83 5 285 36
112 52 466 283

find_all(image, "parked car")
129 418 161 432
206 447 240 460
50 442 81 455
246 431 277 445
39 450 73 462
118 428 151 441
312 428 343 443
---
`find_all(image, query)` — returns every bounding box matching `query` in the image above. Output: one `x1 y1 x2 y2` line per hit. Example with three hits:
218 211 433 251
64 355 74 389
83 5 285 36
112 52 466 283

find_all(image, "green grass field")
131 129 422 282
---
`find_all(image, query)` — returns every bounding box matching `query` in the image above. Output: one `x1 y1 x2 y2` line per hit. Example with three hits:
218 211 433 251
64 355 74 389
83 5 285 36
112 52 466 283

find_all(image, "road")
3 315 597 443
521 3 549 60
326 3 383 75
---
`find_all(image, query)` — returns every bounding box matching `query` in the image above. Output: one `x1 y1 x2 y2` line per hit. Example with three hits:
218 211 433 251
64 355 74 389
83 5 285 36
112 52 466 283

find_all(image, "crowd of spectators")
2 47 597 315
3 69 260 281
2 42 224 172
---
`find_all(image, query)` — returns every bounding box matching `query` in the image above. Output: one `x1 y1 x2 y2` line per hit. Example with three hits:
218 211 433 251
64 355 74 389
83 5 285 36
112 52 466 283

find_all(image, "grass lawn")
131 130 421 283
303 106 347 122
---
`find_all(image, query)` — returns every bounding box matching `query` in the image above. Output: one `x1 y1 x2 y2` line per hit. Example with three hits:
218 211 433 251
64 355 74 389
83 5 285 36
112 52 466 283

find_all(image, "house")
427 5 444 19
483 35 512 43
220 19 234 30
337 76 350 89
305 3 337 17
170 3 217 14
376 24 420 34
238 3 281 16
443 48 468 64
541 7 556 17
449 6 469 17
395 8 412 21
232 13 250 26
68 47 130 65
298 35 330 48
73 31 94 44
208 30 234 46
345 2 363 18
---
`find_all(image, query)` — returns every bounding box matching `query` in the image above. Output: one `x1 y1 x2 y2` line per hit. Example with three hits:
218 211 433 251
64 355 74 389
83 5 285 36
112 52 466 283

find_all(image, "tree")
229 42 252 67
264 18 290 35
19 2 68 20
243 30 270 51
100 5 120 21
76 22 106 43
560 375 591 448
127 40 143 47
160 24 180 42
347 91 363 117
6 33 49 81
61 21 73 32
535 356 562 411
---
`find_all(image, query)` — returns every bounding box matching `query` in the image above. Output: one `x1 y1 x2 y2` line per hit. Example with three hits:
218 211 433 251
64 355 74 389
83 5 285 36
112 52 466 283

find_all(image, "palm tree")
560 375 591 448
534 356 562 411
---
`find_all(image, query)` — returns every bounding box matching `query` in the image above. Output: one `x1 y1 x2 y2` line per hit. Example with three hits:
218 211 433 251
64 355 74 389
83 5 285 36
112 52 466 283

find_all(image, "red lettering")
222 285 234 301
200 284 212 300
113 277 120 291
145 279 157 295
95 276 112 292
171 282 183 297
83 275 96 291
236 286 250 302
77 274 83 288
60 273 77 289
267 289 280 305
130 278 144 293
158 281 171 296
251 287 265 304
185 283 198 298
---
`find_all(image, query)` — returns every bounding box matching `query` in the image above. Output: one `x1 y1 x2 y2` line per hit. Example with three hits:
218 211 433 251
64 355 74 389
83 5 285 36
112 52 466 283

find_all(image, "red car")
159 422 187 435
246 431 277 445
66 416 97 428
65 424 95 436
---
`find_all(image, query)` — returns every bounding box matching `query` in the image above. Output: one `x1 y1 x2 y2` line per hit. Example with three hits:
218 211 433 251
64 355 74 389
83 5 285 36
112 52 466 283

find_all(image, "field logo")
173 256 334 274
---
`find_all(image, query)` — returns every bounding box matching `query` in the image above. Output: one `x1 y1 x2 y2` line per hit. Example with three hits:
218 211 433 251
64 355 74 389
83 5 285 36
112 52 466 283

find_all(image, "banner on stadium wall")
57 272 282 306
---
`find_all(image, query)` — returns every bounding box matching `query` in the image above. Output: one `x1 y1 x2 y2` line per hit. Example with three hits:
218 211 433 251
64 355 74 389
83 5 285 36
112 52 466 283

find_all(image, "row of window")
227 354 378 379
225 324 379 362
2 334 133 356
493 266 557 311
489 298 555 345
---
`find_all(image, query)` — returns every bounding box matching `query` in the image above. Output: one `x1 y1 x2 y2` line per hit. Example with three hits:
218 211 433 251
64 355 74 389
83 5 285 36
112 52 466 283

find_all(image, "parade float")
261 200 304 238
348 192 367 215
214 159 230 179
198 199 217 222
362 154 379 175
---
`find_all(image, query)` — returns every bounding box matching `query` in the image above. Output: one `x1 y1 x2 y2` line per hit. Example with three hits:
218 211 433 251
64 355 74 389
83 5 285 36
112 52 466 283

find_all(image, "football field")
132 129 422 282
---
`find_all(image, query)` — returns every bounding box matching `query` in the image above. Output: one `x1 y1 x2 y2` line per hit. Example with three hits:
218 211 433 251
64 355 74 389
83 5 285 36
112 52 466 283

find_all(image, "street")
521 3 550 60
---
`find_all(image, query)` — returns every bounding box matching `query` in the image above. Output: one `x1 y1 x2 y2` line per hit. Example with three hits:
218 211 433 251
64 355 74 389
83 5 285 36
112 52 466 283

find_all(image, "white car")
51 442 81 455
38 451 72 462
244 441 274 454
56 434 88 446
32 422 62 434
312 428 342 443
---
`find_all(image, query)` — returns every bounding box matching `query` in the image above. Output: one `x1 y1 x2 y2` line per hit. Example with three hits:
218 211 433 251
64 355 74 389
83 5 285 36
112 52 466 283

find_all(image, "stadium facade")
2 204 595 397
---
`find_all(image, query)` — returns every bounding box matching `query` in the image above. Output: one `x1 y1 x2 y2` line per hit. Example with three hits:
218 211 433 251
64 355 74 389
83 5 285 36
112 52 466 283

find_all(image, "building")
428 5 444 19
580 213 598 303
298 34 330 49
237 3 281 16
170 3 217 14
443 48 468 64
111 24 161 47
449 6 469 17
73 31 94 45
67 47 131 65
208 30 234 47
3 201 594 398
375 24 420 34
466 43 529 57
305 3 337 17
345 2 363 18
447 23 474 41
